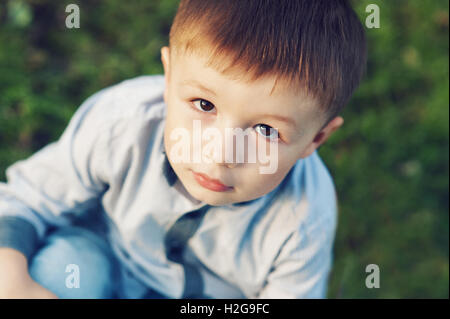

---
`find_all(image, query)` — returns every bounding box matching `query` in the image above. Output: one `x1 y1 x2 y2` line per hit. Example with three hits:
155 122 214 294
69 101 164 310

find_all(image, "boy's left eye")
254 124 279 140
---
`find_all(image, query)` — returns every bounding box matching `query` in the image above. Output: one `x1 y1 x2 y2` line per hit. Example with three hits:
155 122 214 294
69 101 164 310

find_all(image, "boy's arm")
255 210 337 299
0 247 58 298
0 86 115 262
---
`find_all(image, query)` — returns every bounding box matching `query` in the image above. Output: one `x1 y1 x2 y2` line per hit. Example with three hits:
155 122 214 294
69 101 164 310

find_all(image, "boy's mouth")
191 170 233 192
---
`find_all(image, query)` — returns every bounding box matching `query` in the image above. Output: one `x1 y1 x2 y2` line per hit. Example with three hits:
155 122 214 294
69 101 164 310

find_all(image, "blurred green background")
0 0 448 298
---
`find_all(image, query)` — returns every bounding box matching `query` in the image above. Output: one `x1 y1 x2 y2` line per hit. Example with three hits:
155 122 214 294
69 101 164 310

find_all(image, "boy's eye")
254 124 279 141
192 99 215 112
190 100 280 141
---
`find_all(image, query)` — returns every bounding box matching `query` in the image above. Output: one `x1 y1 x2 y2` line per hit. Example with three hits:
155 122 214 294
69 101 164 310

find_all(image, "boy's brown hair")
168 0 367 127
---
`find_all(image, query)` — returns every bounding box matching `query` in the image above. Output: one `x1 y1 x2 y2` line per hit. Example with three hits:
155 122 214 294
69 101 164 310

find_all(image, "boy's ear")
299 116 344 158
160 46 171 104
161 46 170 76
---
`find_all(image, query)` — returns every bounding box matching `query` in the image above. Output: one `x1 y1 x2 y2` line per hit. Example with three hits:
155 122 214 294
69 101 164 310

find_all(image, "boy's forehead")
173 48 312 102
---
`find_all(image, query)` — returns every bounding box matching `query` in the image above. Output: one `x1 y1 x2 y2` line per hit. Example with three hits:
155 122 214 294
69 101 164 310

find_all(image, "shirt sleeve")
0 86 116 261
255 205 337 299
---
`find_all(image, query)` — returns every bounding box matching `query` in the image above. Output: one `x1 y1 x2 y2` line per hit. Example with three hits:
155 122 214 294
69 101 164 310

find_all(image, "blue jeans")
28 225 167 299
29 225 120 298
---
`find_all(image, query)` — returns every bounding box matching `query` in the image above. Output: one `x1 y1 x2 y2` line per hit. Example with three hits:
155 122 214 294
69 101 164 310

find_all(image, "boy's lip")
191 170 233 192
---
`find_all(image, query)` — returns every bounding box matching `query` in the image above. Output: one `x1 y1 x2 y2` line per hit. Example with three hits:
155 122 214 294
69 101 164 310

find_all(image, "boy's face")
160 46 343 206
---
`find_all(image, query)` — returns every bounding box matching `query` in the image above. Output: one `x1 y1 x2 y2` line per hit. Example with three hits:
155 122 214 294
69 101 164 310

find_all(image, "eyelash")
189 98 282 143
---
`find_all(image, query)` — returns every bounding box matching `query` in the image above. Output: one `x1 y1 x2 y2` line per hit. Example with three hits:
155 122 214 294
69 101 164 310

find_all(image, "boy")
0 0 366 298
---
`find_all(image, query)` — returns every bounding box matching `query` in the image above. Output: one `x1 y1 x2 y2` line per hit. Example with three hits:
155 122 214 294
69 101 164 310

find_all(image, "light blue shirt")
0 75 338 298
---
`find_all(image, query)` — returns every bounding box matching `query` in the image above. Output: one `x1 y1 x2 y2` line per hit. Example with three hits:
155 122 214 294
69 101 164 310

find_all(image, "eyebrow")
258 114 297 128
181 79 217 96
181 79 298 129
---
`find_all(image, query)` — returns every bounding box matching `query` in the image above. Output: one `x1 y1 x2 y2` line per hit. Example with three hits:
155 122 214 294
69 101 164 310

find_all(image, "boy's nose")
205 143 238 167
204 124 245 167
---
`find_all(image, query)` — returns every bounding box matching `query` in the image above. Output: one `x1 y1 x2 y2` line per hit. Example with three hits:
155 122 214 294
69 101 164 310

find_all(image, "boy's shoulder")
109 74 165 94
86 75 167 125
105 74 165 107
110 74 166 99
270 151 338 237
293 151 337 208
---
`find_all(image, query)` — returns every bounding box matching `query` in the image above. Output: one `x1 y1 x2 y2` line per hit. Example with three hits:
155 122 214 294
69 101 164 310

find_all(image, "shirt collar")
162 149 178 187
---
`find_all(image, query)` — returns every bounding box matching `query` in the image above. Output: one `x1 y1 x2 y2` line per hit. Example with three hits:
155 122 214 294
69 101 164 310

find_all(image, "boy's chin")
185 186 236 207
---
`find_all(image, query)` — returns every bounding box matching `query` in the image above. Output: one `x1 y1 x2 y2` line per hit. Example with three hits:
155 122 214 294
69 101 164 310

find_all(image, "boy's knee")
29 226 118 299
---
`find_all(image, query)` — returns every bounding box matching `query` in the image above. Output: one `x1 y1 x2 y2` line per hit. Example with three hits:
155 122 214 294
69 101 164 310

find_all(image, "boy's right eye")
191 99 215 113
